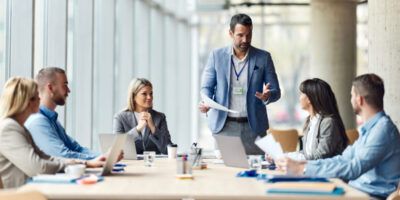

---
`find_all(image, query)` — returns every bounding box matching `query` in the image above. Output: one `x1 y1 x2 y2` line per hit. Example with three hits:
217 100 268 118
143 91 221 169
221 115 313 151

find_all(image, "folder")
266 182 345 196
267 187 345 196
29 174 77 184
258 174 329 183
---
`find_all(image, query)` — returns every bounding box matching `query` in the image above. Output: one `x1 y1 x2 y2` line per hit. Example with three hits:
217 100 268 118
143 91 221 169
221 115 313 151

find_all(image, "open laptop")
99 133 137 160
99 133 127 176
214 134 249 168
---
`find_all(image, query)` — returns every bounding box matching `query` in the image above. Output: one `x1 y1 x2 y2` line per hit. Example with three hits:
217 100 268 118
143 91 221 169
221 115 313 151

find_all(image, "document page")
201 93 239 114
255 134 284 159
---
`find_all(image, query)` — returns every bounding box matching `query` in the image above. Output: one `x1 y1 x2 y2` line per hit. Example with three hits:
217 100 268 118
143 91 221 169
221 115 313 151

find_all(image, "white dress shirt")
228 47 249 118
305 114 321 157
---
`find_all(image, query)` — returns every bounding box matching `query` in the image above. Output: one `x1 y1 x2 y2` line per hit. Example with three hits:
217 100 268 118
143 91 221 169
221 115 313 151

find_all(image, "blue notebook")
29 174 104 184
267 187 345 196
29 174 77 184
258 174 329 183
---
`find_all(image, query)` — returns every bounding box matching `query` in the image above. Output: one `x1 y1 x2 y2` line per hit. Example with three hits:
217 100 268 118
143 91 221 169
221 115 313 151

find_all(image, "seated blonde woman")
113 78 172 154
287 78 348 161
0 77 103 188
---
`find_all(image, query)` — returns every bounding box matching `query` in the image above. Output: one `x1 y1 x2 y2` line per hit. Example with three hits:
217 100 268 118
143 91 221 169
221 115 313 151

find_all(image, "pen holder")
190 147 202 168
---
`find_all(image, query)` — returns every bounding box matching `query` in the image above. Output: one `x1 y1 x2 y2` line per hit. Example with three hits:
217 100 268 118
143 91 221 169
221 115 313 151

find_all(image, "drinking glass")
248 155 262 171
143 151 156 167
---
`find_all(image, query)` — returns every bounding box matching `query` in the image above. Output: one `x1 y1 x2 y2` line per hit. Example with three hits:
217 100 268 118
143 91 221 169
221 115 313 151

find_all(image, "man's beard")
236 43 250 52
53 95 66 106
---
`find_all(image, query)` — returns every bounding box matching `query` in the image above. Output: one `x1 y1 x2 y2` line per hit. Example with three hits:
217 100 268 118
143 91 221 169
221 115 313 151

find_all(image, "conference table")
20 158 369 200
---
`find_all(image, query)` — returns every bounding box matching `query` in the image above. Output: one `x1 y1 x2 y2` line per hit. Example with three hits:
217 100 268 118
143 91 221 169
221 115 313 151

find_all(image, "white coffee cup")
167 144 178 159
214 149 222 159
65 164 86 178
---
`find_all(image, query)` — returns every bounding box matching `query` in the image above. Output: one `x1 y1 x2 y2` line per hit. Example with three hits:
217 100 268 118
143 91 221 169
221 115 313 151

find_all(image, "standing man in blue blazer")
199 13 281 155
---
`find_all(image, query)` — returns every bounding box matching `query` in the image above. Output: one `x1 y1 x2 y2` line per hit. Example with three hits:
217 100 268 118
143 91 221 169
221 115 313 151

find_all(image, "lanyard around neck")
231 56 249 81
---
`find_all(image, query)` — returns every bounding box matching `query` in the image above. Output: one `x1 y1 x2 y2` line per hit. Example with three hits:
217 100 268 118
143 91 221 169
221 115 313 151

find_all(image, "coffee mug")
65 164 86 178
214 149 222 159
167 144 178 159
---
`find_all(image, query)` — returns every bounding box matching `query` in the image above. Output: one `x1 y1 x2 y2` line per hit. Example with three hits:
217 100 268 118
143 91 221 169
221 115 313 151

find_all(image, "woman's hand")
136 117 147 133
140 112 156 133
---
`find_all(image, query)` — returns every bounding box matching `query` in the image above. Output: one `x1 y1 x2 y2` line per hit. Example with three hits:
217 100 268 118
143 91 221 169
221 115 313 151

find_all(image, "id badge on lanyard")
232 86 245 95
232 57 247 96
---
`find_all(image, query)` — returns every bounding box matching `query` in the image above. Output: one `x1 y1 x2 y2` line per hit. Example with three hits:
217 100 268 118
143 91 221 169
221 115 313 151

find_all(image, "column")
310 0 357 128
368 0 400 127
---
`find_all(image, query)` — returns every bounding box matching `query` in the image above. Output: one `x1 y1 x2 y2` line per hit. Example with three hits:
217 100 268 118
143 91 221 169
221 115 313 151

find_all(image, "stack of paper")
255 134 284 159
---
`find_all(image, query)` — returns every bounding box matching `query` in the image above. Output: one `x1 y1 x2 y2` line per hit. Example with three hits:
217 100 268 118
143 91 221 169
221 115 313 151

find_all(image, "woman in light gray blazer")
297 78 348 160
113 78 172 154
0 77 103 188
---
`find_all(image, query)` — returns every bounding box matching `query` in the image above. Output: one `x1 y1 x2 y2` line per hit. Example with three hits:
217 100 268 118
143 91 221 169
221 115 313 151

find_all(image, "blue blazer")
201 46 280 135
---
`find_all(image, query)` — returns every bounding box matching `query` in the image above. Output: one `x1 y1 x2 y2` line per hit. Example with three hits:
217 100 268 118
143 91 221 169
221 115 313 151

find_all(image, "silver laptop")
99 133 137 160
100 133 127 176
214 134 249 168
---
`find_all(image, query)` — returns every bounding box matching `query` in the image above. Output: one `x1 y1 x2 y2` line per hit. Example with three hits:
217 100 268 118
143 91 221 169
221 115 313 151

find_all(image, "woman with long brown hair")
292 78 348 160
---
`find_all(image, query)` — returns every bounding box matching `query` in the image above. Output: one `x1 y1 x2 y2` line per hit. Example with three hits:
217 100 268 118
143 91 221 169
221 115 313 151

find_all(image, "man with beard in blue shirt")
277 73 400 199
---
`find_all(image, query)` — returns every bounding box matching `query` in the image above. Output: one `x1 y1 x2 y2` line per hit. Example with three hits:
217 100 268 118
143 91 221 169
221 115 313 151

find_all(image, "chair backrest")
346 129 359 145
0 191 47 200
268 129 299 153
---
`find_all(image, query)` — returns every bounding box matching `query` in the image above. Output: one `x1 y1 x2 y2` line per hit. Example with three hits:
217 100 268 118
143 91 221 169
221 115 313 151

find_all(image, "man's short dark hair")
352 73 385 110
230 13 252 32
35 67 66 91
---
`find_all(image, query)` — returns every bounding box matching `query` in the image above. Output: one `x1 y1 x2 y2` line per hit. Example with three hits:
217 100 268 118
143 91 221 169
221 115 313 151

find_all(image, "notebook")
267 184 345 196
268 182 336 192
266 181 345 196
259 174 329 183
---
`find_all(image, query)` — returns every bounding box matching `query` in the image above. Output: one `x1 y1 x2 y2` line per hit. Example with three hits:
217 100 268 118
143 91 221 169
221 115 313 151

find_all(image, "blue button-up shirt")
305 111 400 197
25 105 99 160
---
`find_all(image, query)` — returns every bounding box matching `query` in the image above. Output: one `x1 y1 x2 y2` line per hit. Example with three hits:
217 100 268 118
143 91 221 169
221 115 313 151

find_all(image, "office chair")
346 129 359 145
268 129 299 153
